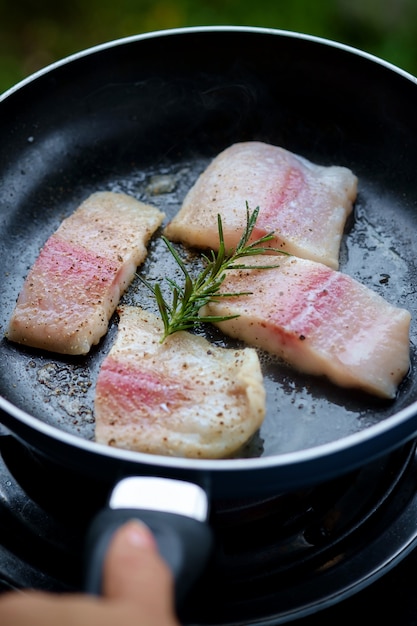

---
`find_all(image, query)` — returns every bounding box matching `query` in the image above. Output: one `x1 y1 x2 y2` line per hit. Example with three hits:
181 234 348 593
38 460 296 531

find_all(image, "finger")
0 592 104 626
102 520 176 619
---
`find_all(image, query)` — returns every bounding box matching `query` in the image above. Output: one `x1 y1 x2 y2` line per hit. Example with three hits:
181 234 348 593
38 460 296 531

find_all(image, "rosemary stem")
140 203 287 340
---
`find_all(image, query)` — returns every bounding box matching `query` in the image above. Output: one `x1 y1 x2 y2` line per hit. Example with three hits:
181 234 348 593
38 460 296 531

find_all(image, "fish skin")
164 141 358 270
94 306 266 459
201 255 411 399
6 192 165 355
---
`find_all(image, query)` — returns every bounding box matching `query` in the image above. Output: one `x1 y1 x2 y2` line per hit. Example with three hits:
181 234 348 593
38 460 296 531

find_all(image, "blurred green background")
1 0 417 94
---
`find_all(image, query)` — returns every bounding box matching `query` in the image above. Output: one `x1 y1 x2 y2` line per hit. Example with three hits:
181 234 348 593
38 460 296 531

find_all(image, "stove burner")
0 434 417 625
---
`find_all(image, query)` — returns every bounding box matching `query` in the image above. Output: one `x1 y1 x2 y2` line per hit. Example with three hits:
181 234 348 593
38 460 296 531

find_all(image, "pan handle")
83 476 213 607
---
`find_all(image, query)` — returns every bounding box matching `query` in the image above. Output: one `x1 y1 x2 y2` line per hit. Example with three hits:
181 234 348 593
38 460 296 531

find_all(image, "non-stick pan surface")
0 27 417 497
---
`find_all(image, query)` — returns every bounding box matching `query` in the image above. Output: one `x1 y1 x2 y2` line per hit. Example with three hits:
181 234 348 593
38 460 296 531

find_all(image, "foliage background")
1 0 417 94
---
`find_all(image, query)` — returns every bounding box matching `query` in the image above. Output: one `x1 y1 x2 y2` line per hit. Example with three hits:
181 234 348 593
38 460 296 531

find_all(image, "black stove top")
1 431 417 625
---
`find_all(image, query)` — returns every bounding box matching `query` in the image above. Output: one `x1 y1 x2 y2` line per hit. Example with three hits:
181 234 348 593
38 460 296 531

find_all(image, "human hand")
0 520 180 626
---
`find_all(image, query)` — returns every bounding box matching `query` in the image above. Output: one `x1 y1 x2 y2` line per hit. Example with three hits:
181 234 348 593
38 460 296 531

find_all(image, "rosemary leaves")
140 204 286 341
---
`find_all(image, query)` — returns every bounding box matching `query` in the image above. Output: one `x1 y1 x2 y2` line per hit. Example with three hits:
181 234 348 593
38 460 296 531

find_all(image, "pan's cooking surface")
0 154 416 457
0 28 417 481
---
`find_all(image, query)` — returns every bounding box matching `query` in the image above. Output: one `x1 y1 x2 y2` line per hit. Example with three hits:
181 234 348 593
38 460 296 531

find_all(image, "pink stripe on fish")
96 357 187 409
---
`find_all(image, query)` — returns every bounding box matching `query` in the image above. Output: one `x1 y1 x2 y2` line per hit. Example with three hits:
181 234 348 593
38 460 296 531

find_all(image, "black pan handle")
84 476 213 607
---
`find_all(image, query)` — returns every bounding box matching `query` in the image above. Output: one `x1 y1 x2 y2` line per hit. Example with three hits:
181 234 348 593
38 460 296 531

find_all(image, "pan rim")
1 24 416 105
2 392 417 472
1 25 417 480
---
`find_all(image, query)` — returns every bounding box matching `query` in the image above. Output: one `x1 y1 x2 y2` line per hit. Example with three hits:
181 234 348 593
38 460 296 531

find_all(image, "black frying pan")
0 25 417 601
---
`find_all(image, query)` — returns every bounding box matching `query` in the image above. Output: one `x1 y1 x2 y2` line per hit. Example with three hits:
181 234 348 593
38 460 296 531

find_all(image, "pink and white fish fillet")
6 191 165 355
164 141 358 269
201 255 411 399
94 306 266 458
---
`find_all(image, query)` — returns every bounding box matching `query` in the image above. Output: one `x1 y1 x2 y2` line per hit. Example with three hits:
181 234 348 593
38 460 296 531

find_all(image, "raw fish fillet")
201 255 411 398
94 306 266 458
7 192 164 355
164 142 357 269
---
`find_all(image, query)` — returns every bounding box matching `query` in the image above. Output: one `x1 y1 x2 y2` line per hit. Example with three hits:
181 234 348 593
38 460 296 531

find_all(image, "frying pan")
1 25 417 602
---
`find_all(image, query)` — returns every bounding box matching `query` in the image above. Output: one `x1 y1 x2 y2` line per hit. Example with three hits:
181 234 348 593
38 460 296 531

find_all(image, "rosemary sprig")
140 203 287 341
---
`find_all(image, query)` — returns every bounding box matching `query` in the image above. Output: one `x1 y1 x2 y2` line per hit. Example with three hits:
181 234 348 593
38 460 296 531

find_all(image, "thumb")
102 520 177 620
